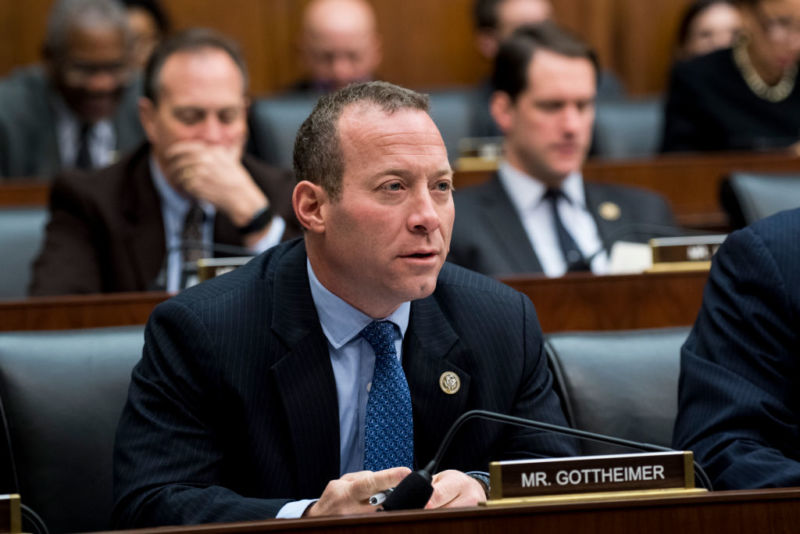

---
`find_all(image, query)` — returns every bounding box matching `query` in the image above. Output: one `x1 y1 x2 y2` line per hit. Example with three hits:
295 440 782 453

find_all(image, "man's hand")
424 470 487 510
304 467 411 518
163 141 268 228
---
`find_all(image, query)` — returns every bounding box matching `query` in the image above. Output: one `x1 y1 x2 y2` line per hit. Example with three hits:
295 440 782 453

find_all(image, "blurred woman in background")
676 0 741 59
662 0 800 152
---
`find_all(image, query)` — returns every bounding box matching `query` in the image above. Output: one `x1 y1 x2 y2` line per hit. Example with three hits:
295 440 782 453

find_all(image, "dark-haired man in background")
112 80 576 526
0 0 143 177
449 23 675 277
470 0 626 137
30 28 300 295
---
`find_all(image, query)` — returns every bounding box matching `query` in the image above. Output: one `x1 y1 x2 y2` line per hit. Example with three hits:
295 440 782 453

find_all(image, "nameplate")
488 451 695 500
650 234 726 267
0 494 21 534
196 256 254 282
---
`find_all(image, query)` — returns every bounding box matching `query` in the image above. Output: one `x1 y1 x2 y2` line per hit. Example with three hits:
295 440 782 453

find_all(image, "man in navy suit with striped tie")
113 81 576 527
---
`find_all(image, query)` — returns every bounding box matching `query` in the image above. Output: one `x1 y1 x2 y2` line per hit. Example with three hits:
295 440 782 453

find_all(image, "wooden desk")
0 270 707 333
455 151 800 230
502 269 707 332
0 180 49 206
107 488 800 534
0 292 168 331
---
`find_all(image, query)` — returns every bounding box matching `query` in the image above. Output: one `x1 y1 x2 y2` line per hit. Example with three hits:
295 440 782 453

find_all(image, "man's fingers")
351 466 411 499
425 470 485 509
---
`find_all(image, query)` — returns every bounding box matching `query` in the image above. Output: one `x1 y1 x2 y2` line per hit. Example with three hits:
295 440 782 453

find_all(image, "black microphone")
381 409 713 511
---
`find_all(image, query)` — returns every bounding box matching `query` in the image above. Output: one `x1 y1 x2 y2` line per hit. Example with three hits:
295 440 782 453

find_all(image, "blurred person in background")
289 0 382 94
121 0 171 70
0 0 142 177
30 29 301 296
470 0 625 137
449 23 675 278
675 0 742 59
662 0 800 152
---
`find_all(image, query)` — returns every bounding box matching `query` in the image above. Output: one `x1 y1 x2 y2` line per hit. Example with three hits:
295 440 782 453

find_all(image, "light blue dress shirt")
149 156 286 292
276 259 411 518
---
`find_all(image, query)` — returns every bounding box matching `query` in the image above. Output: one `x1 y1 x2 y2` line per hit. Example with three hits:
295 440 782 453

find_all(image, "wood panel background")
0 0 694 97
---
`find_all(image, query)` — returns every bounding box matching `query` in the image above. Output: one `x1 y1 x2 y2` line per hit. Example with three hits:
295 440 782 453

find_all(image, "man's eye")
174 110 204 125
383 182 402 191
218 109 242 124
435 181 452 192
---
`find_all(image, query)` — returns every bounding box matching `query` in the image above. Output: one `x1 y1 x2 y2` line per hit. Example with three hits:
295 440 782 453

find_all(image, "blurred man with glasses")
0 0 143 177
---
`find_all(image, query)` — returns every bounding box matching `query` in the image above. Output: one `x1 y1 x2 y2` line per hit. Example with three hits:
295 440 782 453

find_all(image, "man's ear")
138 97 158 144
489 91 515 134
293 180 328 233
475 30 499 61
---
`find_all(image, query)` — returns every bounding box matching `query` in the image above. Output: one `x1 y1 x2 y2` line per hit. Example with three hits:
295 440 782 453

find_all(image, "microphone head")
381 469 433 511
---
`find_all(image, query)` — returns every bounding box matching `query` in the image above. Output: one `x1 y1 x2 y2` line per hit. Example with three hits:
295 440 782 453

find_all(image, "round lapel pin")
439 371 460 395
598 201 621 221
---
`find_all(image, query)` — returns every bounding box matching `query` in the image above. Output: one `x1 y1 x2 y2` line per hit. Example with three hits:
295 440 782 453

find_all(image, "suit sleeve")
28 173 105 295
502 292 581 459
112 299 290 527
673 225 800 489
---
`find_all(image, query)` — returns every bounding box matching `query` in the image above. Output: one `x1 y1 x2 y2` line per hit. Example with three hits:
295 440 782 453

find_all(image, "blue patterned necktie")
361 320 414 471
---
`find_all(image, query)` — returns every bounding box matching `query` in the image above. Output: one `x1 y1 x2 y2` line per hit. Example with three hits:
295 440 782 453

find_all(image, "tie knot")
360 321 396 357
544 188 566 203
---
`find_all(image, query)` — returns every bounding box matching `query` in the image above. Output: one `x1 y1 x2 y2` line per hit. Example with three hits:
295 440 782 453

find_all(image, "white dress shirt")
497 161 609 277
53 97 117 169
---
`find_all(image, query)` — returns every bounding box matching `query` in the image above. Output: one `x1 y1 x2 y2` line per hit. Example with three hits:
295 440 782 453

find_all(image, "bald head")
475 0 553 59
301 0 382 92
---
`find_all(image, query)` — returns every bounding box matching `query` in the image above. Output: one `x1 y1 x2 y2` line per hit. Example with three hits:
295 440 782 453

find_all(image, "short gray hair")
293 81 430 200
44 0 131 59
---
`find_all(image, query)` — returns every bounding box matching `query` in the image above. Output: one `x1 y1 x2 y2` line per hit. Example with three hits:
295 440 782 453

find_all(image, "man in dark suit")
450 23 675 277
470 0 626 138
30 29 301 295
112 81 577 526
0 0 143 177
673 207 800 489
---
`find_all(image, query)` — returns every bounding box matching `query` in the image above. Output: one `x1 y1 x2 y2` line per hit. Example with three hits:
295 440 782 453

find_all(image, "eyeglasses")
61 60 130 84
754 6 800 43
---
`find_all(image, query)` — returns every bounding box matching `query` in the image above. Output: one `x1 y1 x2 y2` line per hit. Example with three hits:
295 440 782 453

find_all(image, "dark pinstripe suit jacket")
112 238 576 527
673 208 800 489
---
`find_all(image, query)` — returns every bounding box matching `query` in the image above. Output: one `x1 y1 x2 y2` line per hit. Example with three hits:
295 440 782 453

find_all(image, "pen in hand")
369 487 395 506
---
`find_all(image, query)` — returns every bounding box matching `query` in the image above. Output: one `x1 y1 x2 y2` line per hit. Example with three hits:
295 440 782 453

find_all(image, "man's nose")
199 116 225 144
84 71 118 93
407 186 441 234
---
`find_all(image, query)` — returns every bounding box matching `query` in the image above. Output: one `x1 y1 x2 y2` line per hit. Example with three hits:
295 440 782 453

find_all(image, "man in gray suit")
450 23 675 277
0 0 142 178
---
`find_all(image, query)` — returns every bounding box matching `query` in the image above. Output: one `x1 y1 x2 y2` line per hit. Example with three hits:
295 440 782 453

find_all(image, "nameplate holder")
486 451 703 506
0 494 22 534
648 234 726 272
196 256 254 283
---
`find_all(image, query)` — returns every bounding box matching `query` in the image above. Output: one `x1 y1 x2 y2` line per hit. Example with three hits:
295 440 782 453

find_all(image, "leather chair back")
0 208 48 300
545 327 690 455
593 97 663 159
722 172 800 228
0 326 144 533
247 88 476 169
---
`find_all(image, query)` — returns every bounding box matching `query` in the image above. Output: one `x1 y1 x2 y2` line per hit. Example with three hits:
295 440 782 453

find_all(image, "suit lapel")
584 182 621 252
269 242 340 495
404 295 472 468
478 176 543 273
119 146 167 289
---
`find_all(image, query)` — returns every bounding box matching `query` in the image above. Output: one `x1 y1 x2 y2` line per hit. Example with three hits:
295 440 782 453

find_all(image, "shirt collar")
307 259 410 349
498 160 587 210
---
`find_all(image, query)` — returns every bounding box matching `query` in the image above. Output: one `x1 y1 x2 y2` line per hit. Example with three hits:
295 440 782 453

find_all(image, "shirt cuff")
466 470 491 498
248 215 286 254
276 498 318 519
